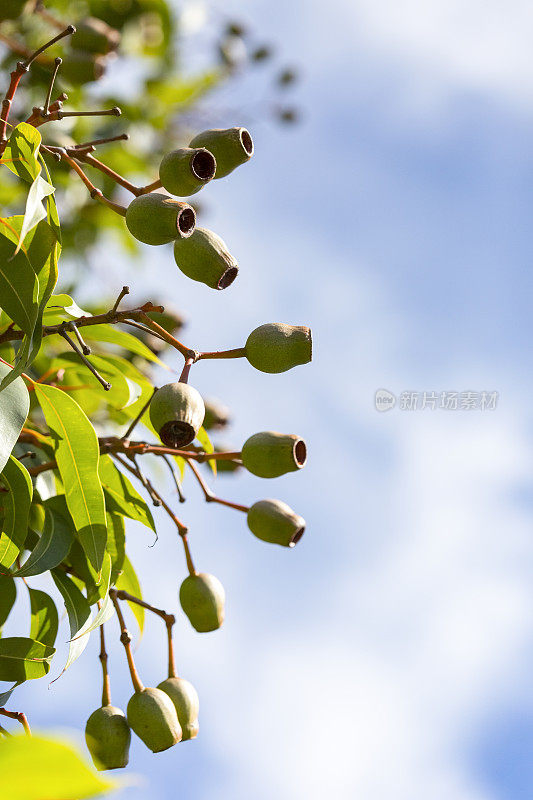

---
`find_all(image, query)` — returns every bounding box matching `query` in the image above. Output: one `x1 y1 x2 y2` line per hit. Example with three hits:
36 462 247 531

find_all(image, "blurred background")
3 0 533 798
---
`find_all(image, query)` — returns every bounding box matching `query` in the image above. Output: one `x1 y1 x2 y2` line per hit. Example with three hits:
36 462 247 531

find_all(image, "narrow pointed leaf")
106 511 125 585
51 570 92 679
29 588 58 649
116 555 144 635
0 637 55 681
0 360 29 473
11 502 74 578
99 454 156 533
70 553 114 640
0 456 33 569
0 575 16 633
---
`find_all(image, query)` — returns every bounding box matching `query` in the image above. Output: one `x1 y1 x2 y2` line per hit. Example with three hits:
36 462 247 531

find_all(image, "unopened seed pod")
126 193 195 246
157 677 199 741
127 687 181 753
189 127 253 179
149 382 205 448
179 573 225 632
60 52 108 85
202 398 231 430
159 147 216 197
245 323 312 373
247 499 305 547
85 705 131 770
174 227 238 290
242 431 307 478
71 17 121 54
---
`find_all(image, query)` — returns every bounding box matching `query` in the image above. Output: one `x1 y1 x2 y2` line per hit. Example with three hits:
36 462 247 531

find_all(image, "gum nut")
127 687 182 752
125 193 195 246
71 17 121 54
60 53 108 85
242 431 307 478
85 705 131 770
247 499 305 547
174 227 238 290
245 323 312 373
189 127 253 179
179 573 225 632
149 382 205 448
202 398 231 430
157 677 200 741
159 147 216 196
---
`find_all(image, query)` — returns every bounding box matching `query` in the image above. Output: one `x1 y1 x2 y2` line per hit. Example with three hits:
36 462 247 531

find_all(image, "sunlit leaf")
99 454 156 533
51 570 92 679
0 456 33 570
1 123 41 183
116 555 144 635
29 588 58 649
12 502 74 578
0 637 55 681
0 360 29 473
0 575 16 633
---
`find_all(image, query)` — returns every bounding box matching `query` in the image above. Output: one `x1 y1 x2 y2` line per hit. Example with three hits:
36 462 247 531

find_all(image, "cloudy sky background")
4 1 533 798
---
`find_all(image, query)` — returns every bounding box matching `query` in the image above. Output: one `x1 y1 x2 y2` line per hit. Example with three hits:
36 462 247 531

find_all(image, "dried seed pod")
71 17 121 54
127 687 181 753
247 499 305 547
174 227 238 290
189 127 253 179
60 53 108 85
179 573 225 632
149 382 205 448
125 193 195 246
202 398 231 430
245 323 312 373
85 705 131 770
159 147 216 197
157 677 199 741
242 431 307 478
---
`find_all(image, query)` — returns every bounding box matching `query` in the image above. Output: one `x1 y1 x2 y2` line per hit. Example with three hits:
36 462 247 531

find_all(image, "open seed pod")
125 193 196 246
127 687 181 753
149 382 205 448
242 431 307 478
159 147 216 196
174 227 238 290
157 677 199 741
85 705 131 770
247 499 305 547
189 127 253 179
245 323 312 373
179 573 225 632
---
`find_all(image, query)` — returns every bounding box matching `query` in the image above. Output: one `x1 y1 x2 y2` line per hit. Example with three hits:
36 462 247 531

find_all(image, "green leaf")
70 553 114 640
29 588 58 649
35 384 107 574
116 555 144 635
51 570 92 679
0 682 19 705
2 123 42 183
106 511 125 585
0 637 55 681
0 360 29 473
53 351 144 411
0 575 16 633
42 294 90 325
0 734 116 800
38 151 61 242
99 454 156 533
0 456 33 569
11 501 74 578
197 425 216 476
81 323 166 365
14 174 55 256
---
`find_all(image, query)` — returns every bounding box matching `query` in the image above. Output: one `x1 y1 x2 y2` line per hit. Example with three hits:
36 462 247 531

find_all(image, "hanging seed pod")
60 53 108 85
242 431 307 478
127 687 181 753
174 227 238 290
202 398 231 430
179 573 225 632
125 193 195 246
71 17 121 54
157 677 199 741
245 323 312 373
247 499 305 547
189 128 253 179
159 147 216 197
149 382 205 448
85 705 131 770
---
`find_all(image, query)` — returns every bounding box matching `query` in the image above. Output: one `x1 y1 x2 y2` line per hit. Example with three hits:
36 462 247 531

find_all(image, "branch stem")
109 590 144 694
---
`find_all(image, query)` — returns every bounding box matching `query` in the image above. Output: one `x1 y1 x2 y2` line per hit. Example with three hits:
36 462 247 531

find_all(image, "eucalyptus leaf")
29 588 59 649
0 637 55 681
0 360 29 473
0 456 33 569
51 570 92 680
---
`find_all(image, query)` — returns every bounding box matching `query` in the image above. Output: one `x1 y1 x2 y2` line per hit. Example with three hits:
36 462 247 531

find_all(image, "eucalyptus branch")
99 618 111 707
66 321 90 355
43 57 62 115
59 329 111 391
109 590 144 694
187 459 249 512
114 591 178 678
61 152 127 217
161 454 186 503
121 388 156 441
0 707 31 736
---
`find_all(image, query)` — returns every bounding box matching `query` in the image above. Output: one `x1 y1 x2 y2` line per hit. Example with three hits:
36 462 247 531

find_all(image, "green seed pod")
245 323 312 373
202 397 231 430
0 0 27 21
242 431 307 478
127 687 181 753
85 705 131 770
126 193 196 246
179 573 225 632
174 227 238 290
189 128 253 179
159 147 216 197
149 382 205 448
71 17 121 54
157 677 199 741
60 53 108 85
247 499 305 547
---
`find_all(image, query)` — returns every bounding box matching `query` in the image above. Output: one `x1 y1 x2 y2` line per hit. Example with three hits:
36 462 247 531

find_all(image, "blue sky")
3 1 533 798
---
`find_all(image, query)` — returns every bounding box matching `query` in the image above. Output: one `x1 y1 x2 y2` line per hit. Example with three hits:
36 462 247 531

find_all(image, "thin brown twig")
109 590 144 694
0 708 31 736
